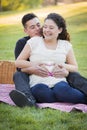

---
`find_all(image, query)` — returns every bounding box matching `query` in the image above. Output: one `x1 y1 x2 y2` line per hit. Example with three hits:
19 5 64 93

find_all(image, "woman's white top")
27 36 72 88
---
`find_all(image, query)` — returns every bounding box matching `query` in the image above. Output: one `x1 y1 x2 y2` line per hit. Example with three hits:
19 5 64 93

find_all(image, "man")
9 13 87 108
9 13 41 107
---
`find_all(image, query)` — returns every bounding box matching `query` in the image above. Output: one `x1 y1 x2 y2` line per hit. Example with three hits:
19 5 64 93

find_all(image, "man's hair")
22 13 37 27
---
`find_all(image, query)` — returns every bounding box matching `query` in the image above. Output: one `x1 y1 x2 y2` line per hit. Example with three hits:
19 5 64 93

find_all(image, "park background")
0 0 87 130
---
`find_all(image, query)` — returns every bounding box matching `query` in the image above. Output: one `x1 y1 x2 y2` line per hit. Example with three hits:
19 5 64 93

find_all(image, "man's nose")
35 26 40 30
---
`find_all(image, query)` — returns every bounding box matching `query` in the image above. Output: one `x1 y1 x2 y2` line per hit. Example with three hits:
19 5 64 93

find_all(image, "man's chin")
35 34 41 37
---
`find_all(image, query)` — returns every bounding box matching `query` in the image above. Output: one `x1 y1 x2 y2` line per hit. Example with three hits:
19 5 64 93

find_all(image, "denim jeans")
13 71 87 104
13 71 35 101
31 81 87 104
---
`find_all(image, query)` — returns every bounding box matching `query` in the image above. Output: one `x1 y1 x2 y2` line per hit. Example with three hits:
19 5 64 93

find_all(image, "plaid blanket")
0 84 87 113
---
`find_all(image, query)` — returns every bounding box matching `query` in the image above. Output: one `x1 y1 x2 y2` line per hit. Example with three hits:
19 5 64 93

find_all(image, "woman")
15 13 87 104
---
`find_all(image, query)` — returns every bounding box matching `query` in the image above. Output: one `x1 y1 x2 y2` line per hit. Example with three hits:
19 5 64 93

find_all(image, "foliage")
1 0 86 11
1 0 43 11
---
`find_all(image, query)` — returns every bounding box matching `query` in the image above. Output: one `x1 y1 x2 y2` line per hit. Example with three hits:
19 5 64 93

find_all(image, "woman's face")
43 19 62 40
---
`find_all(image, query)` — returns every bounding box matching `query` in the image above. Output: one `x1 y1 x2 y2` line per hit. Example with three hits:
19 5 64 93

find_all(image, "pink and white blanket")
0 84 87 113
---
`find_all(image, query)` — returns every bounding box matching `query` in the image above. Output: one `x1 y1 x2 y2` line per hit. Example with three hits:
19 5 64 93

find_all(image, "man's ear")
24 28 28 34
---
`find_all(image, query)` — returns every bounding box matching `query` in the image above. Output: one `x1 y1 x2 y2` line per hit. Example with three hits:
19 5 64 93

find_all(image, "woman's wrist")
65 70 69 77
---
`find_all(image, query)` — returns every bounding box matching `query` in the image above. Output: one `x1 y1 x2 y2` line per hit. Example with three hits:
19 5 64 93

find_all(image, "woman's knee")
53 81 68 91
53 81 86 103
31 83 48 94
31 84 56 103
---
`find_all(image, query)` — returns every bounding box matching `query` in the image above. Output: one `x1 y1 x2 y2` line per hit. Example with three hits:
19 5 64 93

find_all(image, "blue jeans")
13 71 36 101
31 81 87 104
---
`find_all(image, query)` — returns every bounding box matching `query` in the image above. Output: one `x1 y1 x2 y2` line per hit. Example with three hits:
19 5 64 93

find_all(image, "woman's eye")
43 26 47 28
50 27 54 29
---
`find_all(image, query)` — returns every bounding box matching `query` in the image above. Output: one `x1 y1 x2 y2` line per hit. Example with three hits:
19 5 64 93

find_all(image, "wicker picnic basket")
0 61 16 84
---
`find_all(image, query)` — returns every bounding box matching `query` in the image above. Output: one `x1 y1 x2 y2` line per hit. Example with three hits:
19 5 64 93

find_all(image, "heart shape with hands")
44 61 55 76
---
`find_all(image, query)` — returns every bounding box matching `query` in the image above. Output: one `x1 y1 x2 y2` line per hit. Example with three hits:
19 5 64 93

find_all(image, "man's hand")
52 64 69 78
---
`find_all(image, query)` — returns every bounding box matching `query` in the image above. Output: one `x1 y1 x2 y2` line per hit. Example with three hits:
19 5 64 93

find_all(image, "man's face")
24 17 41 38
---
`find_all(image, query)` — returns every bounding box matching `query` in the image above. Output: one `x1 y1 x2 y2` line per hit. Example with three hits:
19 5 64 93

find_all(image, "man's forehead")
27 17 40 26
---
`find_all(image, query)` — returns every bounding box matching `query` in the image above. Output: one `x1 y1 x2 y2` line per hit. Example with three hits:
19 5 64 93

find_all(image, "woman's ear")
59 27 63 34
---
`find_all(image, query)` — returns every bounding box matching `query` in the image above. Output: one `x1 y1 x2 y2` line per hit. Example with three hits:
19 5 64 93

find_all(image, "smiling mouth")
44 33 52 36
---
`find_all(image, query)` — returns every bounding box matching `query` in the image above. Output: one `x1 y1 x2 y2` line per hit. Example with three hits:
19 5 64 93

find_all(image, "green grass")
66 11 87 77
0 2 87 130
0 24 24 60
0 103 87 130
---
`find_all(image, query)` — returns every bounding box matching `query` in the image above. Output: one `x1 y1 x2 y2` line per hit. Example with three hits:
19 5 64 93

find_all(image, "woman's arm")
64 47 78 72
15 43 32 68
15 43 49 77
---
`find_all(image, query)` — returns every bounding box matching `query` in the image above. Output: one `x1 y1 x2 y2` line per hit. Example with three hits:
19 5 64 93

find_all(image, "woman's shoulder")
27 36 42 45
59 39 72 47
58 40 72 52
29 36 42 41
59 39 71 44
27 36 43 49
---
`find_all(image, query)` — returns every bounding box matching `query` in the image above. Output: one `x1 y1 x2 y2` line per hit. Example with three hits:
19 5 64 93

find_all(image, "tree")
42 0 59 6
1 0 43 11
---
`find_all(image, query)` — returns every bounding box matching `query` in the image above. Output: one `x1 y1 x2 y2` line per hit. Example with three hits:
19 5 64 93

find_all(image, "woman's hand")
21 62 69 78
21 63 49 77
51 64 69 78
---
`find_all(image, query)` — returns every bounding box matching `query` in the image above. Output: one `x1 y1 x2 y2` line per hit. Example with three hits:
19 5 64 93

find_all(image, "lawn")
0 2 87 130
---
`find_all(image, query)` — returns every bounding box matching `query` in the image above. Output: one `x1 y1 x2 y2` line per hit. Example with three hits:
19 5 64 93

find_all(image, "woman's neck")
44 38 58 50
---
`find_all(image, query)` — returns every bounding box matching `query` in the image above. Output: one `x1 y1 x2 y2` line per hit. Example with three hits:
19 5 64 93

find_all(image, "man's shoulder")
17 36 30 44
15 36 30 59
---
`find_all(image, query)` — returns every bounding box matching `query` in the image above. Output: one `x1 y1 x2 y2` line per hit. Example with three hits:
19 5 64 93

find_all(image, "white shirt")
27 36 72 88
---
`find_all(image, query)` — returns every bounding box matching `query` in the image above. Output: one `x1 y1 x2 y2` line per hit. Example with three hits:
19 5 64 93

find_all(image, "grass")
0 2 87 130
0 103 87 130
0 24 24 60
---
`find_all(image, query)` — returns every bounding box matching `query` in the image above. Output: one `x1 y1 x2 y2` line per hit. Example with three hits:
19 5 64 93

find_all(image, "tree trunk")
0 0 2 11
54 0 58 5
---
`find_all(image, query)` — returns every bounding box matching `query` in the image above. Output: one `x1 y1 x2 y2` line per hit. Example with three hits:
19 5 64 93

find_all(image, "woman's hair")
44 13 70 41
